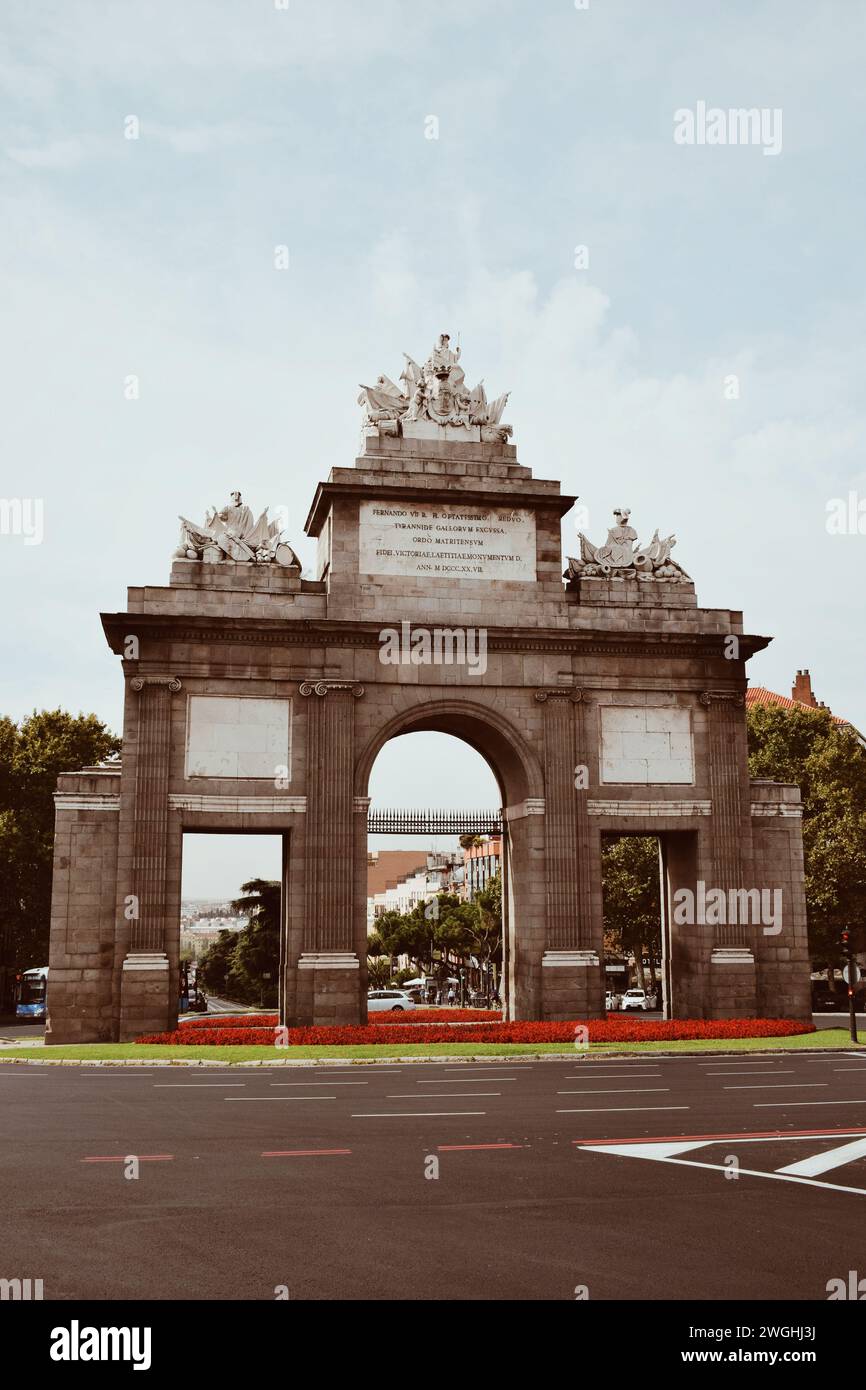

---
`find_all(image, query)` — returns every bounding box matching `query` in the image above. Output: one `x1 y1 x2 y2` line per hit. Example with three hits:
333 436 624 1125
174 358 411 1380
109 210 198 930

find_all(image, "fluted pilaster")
536 688 593 949
701 691 748 948
301 682 362 951
130 677 181 952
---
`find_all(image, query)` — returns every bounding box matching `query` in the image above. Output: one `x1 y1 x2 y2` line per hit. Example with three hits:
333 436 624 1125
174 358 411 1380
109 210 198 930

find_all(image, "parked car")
367 989 416 1013
811 986 863 1012
621 988 649 1012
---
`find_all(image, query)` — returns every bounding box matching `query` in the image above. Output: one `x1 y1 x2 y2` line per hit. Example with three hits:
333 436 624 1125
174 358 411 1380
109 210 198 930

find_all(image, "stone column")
701 691 757 1016
536 688 603 1020
119 676 180 1041
296 680 364 1025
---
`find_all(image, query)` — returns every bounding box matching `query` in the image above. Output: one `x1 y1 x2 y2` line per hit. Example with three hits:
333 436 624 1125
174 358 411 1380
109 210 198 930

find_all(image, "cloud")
6 138 86 169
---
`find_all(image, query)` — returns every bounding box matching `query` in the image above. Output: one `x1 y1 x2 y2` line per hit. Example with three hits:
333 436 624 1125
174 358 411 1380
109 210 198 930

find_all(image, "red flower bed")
139 1018 814 1047
179 1014 277 1029
372 1008 497 1024
177 1008 497 1029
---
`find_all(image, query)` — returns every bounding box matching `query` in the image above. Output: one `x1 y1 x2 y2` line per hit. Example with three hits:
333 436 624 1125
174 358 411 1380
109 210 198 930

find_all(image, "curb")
0 1044 861 1067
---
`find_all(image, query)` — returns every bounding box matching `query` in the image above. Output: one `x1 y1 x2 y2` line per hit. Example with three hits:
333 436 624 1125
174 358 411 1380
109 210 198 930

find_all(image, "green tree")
366 928 392 987
466 872 503 1000
377 906 434 973
198 929 236 997
601 836 661 989
366 956 392 988
747 704 866 968
228 879 281 1006
0 710 120 973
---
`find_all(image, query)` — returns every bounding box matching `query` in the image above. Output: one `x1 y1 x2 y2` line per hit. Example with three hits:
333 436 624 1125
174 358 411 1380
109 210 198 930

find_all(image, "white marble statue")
566 509 689 584
175 492 301 567
358 335 512 440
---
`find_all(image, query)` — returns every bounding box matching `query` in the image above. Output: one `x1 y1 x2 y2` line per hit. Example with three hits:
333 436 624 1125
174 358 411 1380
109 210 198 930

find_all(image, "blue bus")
15 966 48 1021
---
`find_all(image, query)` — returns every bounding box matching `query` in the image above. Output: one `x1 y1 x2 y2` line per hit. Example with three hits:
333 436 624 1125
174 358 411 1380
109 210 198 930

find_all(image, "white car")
620 988 649 1012
367 989 416 1013
605 990 616 1011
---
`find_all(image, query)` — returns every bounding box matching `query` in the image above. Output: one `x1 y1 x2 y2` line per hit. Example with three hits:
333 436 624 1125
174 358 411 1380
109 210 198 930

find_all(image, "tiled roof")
746 687 848 726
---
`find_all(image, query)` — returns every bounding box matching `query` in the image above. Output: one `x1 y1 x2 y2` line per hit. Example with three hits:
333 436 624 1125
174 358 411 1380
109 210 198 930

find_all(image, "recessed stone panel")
599 705 694 785
185 696 291 780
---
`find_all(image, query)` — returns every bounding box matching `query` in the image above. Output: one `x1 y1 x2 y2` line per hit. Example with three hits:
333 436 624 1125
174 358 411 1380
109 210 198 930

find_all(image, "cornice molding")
104 612 767 662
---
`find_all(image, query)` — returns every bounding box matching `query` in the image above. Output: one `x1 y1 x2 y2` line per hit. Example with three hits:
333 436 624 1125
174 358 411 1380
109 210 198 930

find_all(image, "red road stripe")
574 1126 866 1147
261 1149 352 1157
437 1143 523 1152
80 1155 174 1162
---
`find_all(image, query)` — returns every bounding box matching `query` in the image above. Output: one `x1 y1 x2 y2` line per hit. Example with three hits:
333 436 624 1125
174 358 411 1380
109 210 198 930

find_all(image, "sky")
2 1 864 896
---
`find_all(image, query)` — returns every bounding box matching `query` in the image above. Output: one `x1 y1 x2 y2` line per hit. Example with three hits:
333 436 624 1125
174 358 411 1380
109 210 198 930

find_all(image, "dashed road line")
262 1149 352 1158
352 1111 487 1118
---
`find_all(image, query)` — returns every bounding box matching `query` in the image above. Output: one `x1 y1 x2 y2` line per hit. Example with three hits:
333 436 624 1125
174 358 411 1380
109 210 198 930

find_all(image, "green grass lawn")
0 1029 860 1064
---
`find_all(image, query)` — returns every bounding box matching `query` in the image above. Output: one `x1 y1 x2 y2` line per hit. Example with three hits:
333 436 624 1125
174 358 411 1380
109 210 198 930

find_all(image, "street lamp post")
841 931 859 1045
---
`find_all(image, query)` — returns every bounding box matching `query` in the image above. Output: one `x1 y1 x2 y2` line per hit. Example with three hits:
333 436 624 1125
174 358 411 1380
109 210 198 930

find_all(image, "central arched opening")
365 730 504 1012
358 700 547 1017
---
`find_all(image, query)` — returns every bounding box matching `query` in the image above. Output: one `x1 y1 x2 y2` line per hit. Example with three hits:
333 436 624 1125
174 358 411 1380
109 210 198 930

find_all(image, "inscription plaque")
359 501 536 580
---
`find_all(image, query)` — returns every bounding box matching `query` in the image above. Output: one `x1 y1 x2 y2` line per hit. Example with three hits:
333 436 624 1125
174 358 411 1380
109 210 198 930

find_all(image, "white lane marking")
755 1098 866 1108
696 1061 796 1067
282 1068 400 1075
557 1088 671 1096
834 1067 866 1072
270 1081 368 1087
557 1105 690 1114
352 1111 486 1118
154 1083 246 1088
416 1077 517 1083
563 1072 663 1079
577 1144 866 1198
723 1083 828 1091
584 1140 712 1160
225 1096 336 1102
776 1135 866 1177
706 1069 795 1076
386 1092 501 1099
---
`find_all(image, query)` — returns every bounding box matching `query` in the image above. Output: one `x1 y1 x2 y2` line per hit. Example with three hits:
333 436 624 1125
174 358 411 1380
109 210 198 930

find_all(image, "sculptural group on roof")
358 334 512 440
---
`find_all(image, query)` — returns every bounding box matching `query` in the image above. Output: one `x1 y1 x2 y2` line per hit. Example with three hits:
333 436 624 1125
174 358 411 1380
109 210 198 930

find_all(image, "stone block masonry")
46 350 812 1039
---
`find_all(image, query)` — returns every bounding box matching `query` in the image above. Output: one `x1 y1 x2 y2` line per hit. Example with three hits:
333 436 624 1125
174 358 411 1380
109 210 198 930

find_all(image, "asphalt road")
1 1049 865 1301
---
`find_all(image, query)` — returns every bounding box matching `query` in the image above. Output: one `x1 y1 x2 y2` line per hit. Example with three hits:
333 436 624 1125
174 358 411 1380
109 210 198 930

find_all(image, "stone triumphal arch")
47 337 812 1041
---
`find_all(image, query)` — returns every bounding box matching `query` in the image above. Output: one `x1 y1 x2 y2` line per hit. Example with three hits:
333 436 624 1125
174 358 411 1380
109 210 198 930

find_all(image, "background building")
462 836 502 900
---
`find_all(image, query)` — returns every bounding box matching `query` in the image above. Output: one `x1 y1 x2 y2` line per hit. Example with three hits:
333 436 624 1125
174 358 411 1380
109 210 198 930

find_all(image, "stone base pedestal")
541 950 604 1021
119 952 172 1042
297 952 361 1026
45 966 117 1046
709 947 758 1018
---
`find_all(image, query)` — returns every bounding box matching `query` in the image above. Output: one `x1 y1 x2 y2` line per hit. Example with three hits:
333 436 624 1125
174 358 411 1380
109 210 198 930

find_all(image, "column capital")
535 687 589 703
699 690 745 707
299 680 364 698
130 675 182 693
